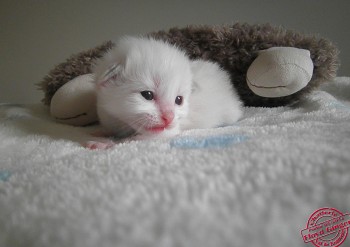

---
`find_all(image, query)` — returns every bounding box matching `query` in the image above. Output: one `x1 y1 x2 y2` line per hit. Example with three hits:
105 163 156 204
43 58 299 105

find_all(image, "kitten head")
94 37 192 138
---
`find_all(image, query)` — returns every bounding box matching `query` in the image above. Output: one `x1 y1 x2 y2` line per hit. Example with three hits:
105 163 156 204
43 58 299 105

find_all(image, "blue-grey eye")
141 91 154 100
175 96 183 105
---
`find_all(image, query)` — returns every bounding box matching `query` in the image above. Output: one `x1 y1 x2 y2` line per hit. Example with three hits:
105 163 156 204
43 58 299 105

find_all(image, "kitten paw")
84 140 115 150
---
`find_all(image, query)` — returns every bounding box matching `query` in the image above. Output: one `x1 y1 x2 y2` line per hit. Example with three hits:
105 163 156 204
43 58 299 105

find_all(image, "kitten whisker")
122 114 152 134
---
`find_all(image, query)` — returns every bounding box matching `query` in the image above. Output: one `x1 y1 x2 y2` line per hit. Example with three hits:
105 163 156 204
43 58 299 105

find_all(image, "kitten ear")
98 64 123 87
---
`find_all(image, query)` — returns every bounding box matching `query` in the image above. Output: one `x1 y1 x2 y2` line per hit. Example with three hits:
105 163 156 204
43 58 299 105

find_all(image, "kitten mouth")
145 124 171 133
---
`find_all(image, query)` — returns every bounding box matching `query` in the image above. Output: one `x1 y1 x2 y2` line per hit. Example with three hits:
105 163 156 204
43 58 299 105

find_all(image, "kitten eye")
175 96 183 105
141 91 154 100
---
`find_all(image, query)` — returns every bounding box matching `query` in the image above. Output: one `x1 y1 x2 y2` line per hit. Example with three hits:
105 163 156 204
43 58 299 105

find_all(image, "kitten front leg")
83 129 116 150
84 139 116 149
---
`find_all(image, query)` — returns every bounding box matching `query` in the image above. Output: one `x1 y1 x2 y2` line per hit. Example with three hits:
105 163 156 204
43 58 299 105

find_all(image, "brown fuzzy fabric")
38 23 339 107
38 41 114 105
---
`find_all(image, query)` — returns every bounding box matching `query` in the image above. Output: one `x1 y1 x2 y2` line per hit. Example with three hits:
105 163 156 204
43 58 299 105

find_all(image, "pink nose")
161 111 174 126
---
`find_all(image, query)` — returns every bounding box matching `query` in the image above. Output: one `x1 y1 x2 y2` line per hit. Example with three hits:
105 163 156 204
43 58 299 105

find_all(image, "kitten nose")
161 111 174 126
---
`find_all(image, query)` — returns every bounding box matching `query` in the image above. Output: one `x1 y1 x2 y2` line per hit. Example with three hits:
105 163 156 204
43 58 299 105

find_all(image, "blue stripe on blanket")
0 171 11 182
170 134 248 149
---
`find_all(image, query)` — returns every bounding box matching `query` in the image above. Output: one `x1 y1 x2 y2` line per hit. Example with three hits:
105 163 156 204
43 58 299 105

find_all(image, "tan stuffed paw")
50 74 98 126
246 47 314 98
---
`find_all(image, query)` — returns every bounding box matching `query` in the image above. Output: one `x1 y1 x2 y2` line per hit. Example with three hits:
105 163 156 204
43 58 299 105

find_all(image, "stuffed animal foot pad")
50 74 98 126
246 47 314 98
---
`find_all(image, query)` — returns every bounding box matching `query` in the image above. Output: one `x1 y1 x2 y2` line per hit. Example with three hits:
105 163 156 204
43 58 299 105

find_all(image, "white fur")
94 37 192 139
181 60 242 130
93 37 242 140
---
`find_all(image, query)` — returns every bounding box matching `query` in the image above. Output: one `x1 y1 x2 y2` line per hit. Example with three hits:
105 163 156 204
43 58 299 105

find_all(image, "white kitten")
85 37 242 149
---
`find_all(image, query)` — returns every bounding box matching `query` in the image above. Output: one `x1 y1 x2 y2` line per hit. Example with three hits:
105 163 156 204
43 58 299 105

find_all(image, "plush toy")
38 23 339 126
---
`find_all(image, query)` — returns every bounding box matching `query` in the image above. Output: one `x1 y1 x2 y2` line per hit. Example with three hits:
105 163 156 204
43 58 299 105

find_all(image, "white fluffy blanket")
1 77 350 247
